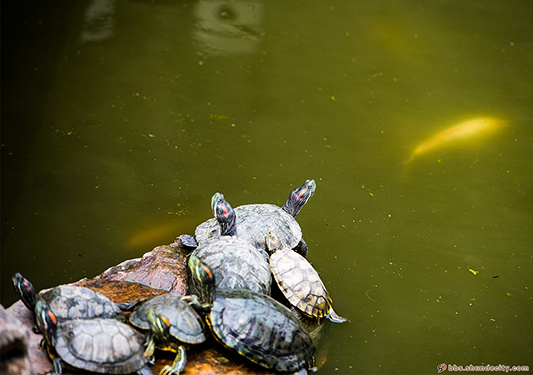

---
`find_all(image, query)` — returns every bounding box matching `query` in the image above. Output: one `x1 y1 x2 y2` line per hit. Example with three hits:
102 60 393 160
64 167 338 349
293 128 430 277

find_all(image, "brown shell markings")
270 249 332 319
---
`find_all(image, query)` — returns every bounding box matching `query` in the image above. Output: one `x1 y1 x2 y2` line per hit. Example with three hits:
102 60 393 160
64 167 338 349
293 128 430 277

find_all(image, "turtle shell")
129 293 206 346
54 318 149 374
270 248 332 319
38 285 125 322
209 288 315 372
195 204 302 252
189 236 271 295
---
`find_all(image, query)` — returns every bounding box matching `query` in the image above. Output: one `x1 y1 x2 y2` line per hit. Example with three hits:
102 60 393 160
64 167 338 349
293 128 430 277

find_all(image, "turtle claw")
180 295 197 304
292 369 308 375
180 294 210 312
160 365 180 375
160 346 186 375
137 365 154 375
117 298 146 312
147 354 155 366
143 333 156 359
327 308 348 323
49 357 62 375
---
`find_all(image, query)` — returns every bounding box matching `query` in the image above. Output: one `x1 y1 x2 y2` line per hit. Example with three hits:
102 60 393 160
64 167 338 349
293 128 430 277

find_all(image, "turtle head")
143 309 171 359
282 179 316 217
146 309 170 337
173 234 198 249
188 254 215 306
211 193 237 236
35 300 58 348
265 232 282 254
12 273 37 312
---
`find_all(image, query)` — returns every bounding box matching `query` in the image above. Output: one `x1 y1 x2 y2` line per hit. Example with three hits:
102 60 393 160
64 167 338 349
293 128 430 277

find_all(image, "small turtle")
267 232 347 324
12 273 125 327
188 193 271 295
129 293 206 375
188 254 316 373
35 300 151 375
194 179 316 257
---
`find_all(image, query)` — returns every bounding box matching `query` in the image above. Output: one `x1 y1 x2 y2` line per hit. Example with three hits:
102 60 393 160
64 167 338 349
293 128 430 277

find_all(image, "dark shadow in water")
1 1 80 299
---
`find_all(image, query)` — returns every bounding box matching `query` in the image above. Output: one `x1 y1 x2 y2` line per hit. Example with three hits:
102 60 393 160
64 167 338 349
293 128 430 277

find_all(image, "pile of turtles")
12 179 347 374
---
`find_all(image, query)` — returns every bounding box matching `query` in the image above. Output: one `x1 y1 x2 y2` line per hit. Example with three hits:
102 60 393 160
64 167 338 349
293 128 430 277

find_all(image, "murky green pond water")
2 1 532 373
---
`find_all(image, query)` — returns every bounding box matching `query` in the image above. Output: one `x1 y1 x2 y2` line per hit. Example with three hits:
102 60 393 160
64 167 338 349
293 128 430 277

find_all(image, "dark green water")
2 1 532 373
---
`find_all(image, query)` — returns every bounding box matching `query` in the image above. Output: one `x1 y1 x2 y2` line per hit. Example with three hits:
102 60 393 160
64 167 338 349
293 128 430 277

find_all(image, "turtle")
266 232 348 324
12 273 125 328
188 192 271 296
35 299 151 374
193 179 316 257
129 293 206 375
188 254 316 374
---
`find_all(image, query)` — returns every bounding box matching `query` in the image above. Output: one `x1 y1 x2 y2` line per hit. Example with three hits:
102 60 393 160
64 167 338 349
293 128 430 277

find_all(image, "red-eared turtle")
12 273 125 325
35 300 151 375
188 193 271 295
267 232 347 324
129 293 206 375
194 179 316 257
188 254 316 374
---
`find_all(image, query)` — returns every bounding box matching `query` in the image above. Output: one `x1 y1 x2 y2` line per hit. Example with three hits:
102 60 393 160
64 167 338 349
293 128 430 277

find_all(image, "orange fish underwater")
407 117 507 162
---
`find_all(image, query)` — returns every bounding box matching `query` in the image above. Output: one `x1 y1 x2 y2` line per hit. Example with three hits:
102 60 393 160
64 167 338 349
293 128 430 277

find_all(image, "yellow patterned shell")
270 248 332 319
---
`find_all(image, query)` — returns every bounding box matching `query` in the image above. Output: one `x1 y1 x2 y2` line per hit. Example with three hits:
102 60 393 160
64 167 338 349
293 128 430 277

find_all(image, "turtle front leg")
181 294 211 312
48 356 62 375
143 330 156 360
41 340 62 375
116 298 145 312
160 346 186 375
